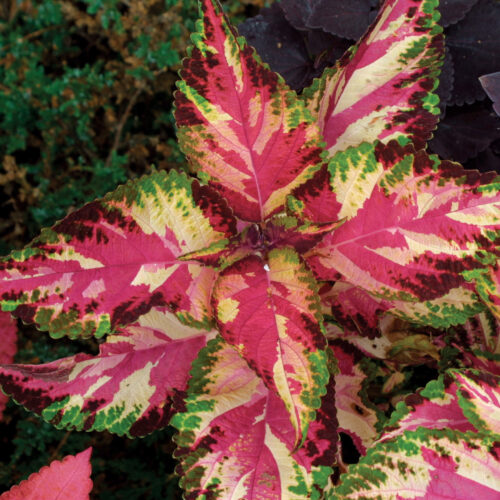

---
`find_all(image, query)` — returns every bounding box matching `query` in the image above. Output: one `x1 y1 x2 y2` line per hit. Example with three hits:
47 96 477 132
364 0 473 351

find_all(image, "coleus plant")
0 0 499 497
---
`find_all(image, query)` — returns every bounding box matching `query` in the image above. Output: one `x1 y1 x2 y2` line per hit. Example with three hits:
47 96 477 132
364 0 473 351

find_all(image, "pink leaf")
459 310 500 355
473 266 500 322
0 309 215 436
381 376 476 443
322 281 390 339
381 368 500 444
0 448 93 500
172 337 336 499
0 171 236 337
297 141 500 328
333 429 500 499
175 0 324 222
212 248 330 444
304 0 444 156
330 342 379 455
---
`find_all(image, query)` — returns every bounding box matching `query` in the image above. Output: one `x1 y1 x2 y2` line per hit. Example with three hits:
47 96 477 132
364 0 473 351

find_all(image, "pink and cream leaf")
330 342 379 455
303 0 444 157
381 375 476 443
461 310 500 354
0 170 236 338
175 0 324 222
0 448 93 500
301 141 500 328
212 248 330 444
0 309 215 437
470 266 500 322
172 336 336 500
452 370 500 436
331 429 500 499
381 368 500 444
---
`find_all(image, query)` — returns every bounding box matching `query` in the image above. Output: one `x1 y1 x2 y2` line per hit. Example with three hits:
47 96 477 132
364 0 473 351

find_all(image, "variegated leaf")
331 342 379 455
0 170 236 338
471 266 500 322
303 0 444 157
212 248 330 444
172 337 336 500
452 370 500 436
330 429 500 499
382 368 500 445
0 309 215 437
462 350 500 377
321 281 390 339
0 448 93 500
461 310 500 354
175 0 324 222
382 374 477 443
296 141 500 328
0 311 17 418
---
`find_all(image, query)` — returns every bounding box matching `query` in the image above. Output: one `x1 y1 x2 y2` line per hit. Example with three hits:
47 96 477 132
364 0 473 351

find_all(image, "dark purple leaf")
480 72 500 116
438 0 479 27
436 49 455 109
238 4 350 91
429 104 500 163
281 0 373 40
464 139 500 174
446 0 500 105
238 4 313 91
280 0 319 31
305 29 351 63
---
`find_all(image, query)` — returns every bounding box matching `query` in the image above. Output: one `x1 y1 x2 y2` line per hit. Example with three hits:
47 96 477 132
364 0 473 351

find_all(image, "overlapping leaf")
238 4 350 91
461 310 500 354
280 0 374 40
175 0 324 222
303 0 444 156
446 0 500 105
0 170 236 338
438 0 479 27
172 337 336 500
382 372 487 443
330 429 500 499
428 105 500 163
212 248 330 443
292 140 500 327
321 281 390 339
0 448 93 500
0 311 17 418
0 309 215 437
330 342 379 455
470 267 500 321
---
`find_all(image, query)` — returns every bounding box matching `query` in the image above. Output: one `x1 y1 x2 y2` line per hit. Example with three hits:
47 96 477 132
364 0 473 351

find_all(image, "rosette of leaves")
239 0 500 172
0 0 499 498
